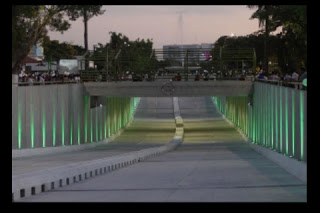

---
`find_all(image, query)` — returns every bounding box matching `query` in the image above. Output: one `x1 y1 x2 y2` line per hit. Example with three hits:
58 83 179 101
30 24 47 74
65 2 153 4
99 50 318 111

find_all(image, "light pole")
105 44 110 81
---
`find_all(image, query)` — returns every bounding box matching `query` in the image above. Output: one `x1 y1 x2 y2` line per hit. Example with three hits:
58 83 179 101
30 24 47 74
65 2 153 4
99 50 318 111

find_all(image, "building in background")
28 42 44 61
163 43 214 63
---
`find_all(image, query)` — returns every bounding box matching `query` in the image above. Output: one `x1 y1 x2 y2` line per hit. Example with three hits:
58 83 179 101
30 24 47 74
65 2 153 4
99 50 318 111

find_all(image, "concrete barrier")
12 97 184 202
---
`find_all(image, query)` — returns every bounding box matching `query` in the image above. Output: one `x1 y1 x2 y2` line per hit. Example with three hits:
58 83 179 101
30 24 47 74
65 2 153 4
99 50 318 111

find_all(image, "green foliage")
42 36 77 62
65 5 105 21
71 44 86 56
12 5 83 74
247 5 307 71
89 32 156 74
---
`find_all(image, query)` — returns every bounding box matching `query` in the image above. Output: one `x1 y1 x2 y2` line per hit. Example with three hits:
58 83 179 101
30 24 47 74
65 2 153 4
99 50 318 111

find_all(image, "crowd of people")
17 66 307 90
254 66 307 89
18 70 81 85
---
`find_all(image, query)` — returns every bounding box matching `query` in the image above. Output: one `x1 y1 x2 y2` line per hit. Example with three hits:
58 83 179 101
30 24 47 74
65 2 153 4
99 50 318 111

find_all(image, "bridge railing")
255 79 306 90
12 80 79 86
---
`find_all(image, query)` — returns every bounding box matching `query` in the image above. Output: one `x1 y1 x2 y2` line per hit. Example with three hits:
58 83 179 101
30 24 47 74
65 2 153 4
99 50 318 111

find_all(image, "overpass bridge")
83 80 253 97
12 82 307 201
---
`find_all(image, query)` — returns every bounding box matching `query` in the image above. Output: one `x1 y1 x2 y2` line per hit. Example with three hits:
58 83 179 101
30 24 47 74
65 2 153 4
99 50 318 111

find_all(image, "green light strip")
96 108 98 141
84 96 88 143
279 86 283 153
292 90 295 156
100 108 103 140
90 110 93 142
285 88 288 155
104 106 107 139
53 100 56 147
300 91 304 160
271 86 274 149
275 86 278 150
70 108 73 145
253 92 256 142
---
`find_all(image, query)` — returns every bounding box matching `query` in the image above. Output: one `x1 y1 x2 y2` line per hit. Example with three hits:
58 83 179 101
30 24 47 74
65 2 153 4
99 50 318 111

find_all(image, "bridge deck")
83 80 253 97
17 97 306 202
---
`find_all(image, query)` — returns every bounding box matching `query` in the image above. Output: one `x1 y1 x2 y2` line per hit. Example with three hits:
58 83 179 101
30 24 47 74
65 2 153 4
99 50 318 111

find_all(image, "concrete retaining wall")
212 87 307 183
214 82 307 162
12 84 139 154
12 97 184 202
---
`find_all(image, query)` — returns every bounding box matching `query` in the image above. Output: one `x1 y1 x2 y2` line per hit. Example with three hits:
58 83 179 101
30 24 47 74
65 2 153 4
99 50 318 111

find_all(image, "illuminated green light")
70 125 73 145
100 109 103 140
70 109 73 145
30 101 34 149
96 108 98 141
300 91 304 160
275 86 278 151
104 108 107 139
285 88 288 155
279 86 283 153
84 96 89 143
90 110 93 142
53 103 56 147
302 78 307 87
271 86 274 149
292 90 295 156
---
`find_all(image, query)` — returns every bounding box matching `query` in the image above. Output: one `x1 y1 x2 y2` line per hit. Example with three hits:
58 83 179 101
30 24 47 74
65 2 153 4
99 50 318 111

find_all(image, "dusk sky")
48 5 262 50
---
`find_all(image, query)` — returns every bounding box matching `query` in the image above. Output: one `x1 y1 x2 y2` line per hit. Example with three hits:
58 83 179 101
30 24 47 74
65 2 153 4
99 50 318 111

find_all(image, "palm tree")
247 5 272 72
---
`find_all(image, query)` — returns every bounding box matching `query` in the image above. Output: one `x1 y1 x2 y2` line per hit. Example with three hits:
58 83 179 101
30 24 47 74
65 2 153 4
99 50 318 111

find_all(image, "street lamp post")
105 45 110 81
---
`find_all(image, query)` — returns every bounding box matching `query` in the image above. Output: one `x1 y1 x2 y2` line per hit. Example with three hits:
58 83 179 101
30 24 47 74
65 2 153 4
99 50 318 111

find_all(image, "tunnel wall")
12 84 139 150
213 82 307 162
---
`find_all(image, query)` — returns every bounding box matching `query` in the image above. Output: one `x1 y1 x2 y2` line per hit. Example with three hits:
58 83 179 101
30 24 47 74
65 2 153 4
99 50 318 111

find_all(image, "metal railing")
12 80 80 86
255 79 306 90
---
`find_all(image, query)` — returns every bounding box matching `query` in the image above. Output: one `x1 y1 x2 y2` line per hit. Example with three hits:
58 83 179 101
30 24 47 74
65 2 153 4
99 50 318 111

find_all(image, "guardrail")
12 80 80 86
255 79 306 90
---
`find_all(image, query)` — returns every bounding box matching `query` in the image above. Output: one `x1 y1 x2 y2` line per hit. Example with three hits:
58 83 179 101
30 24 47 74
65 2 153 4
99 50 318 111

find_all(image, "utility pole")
104 45 110 81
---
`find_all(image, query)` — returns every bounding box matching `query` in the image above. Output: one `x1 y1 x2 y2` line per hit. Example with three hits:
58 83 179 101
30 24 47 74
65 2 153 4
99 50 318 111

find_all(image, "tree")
247 5 307 71
66 6 105 69
71 44 86 56
42 35 77 68
248 5 275 72
271 5 307 70
12 5 78 77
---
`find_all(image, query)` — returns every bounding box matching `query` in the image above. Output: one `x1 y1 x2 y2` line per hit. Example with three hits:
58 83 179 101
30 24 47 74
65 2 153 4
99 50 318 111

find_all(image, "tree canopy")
12 5 105 75
42 35 78 62
247 5 307 71
12 5 77 74
89 31 157 74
